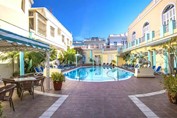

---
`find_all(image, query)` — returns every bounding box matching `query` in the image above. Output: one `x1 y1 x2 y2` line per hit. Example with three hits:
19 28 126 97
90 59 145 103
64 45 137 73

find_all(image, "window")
21 0 25 12
29 11 33 16
143 22 149 36
29 18 34 30
132 32 136 40
114 42 117 46
67 38 69 45
162 4 176 25
38 20 46 36
36 13 47 36
50 26 55 37
62 35 65 43
58 28 61 35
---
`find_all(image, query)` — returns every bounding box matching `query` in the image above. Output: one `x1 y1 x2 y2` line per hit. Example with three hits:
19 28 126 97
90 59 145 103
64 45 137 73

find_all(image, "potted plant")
51 72 65 90
163 74 177 104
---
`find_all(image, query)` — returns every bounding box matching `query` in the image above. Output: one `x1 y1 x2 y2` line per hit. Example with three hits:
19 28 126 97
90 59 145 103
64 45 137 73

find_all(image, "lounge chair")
34 67 43 76
152 66 156 70
154 66 161 74
134 64 139 68
40 66 44 72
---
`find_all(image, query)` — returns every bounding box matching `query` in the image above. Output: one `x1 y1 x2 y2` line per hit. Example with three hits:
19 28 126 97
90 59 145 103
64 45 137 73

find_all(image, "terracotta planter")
167 92 177 104
53 81 62 90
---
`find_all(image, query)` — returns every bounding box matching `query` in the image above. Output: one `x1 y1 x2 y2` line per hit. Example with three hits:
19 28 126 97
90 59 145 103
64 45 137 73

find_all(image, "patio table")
3 77 36 98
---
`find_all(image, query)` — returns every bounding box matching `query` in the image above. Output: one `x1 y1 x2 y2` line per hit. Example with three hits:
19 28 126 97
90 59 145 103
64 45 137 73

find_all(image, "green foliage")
162 38 177 74
0 102 5 118
163 75 177 97
51 72 65 82
13 71 20 77
90 58 95 62
50 47 57 61
0 51 19 62
24 51 45 73
123 52 131 62
63 48 76 64
0 51 19 73
111 60 116 65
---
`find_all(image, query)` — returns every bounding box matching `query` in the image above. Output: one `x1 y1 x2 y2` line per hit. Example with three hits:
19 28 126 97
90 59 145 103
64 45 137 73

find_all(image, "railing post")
160 25 165 37
169 20 175 34
137 38 140 46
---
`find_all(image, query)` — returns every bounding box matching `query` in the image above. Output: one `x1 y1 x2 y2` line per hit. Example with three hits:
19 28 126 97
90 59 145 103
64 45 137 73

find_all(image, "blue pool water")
64 66 134 82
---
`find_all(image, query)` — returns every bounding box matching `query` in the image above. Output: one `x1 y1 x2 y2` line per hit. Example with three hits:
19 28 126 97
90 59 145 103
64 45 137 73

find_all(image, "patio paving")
1 74 177 118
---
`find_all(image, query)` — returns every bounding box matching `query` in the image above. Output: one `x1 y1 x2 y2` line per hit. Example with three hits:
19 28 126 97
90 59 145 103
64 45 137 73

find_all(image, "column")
148 51 152 64
116 56 119 66
20 51 24 76
145 33 148 42
174 58 177 68
138 38 140 46
169 20 175 34
160 25 165 37
152 50 156 67
164 50 169 74
150 31 155 41
45 51 50 90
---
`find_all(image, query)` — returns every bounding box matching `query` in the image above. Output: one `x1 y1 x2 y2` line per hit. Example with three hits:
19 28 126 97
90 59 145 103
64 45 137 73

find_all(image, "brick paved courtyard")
2 75 177 118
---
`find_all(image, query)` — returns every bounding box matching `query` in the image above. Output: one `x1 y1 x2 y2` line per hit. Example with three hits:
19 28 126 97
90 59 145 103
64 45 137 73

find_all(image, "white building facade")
108 33 127 48
29 8 73 51
0 0 73 78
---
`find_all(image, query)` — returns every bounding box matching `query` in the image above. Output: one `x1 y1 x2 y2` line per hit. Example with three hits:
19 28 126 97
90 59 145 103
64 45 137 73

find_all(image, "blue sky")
33 0 152 41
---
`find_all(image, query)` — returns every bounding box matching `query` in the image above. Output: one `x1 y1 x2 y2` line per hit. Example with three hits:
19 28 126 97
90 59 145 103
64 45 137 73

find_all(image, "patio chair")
2 78 16 86
152 66 156 70
0 84 16 111
39 66 44 72
34 76 45 92
154 66 161 74
34 67 43 76
20 80 34 100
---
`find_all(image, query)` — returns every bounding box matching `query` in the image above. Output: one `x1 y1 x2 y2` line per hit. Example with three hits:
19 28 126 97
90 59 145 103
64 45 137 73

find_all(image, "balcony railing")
131 40 135 46
164 24 169 33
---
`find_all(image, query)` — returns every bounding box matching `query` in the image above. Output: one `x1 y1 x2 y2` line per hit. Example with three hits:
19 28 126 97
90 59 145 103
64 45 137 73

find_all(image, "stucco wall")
128 0 177 41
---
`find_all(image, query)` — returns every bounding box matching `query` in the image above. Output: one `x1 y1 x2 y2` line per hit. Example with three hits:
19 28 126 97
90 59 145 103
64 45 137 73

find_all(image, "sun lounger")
154 66 161 74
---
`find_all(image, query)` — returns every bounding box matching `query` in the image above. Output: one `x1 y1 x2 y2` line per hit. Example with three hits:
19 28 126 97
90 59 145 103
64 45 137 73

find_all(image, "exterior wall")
117 57 125 66
125 0 177 73
0 0 33 78
83 37 106 49
128 0 177 42
108 34 127 47
29 8 73 51
83 49 118 64
0 0 33 37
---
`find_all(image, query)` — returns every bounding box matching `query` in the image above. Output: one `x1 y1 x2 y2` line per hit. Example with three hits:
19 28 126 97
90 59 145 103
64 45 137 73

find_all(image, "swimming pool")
64 66 134 82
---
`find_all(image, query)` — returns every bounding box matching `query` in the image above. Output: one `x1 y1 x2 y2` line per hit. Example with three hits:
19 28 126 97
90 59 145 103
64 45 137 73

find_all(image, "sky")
33 0 152 41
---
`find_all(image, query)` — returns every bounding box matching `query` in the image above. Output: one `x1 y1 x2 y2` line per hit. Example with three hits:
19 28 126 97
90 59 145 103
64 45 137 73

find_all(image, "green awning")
0 28 49 51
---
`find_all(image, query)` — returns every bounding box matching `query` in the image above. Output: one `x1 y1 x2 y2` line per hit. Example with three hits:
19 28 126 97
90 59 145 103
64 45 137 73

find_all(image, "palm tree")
0 51 19 74
24 51 46 73
49 46 57 61
63 48 76 64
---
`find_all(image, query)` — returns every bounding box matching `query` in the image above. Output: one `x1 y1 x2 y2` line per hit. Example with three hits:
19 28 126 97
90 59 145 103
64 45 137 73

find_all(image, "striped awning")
0 28 49 52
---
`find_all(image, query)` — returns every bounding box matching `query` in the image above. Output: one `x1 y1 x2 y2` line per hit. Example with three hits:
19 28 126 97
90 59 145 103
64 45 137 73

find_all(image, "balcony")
122 20 177 53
